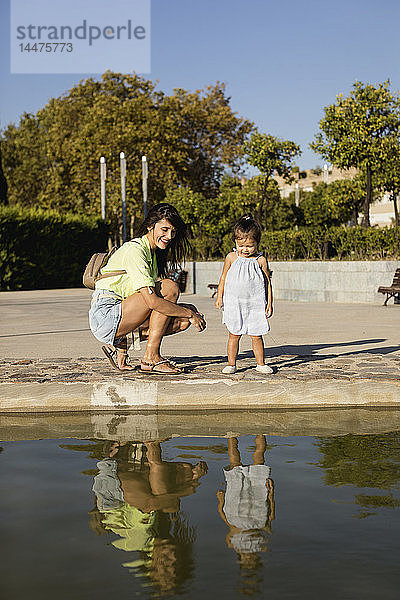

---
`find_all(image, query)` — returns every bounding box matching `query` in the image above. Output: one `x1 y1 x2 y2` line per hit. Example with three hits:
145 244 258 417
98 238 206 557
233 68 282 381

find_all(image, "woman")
89 203 206 374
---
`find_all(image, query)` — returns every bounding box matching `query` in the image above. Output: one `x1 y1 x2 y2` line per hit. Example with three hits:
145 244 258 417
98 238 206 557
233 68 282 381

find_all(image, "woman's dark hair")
137 203 191 278
233 214 261 244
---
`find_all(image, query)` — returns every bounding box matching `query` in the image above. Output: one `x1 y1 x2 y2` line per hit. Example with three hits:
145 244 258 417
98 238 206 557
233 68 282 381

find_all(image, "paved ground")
0 288 399 385
1 288 400 443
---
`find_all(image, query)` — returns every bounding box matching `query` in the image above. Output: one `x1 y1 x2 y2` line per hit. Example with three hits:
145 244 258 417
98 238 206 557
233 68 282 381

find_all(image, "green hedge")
0 206 109 290
261 226 400 261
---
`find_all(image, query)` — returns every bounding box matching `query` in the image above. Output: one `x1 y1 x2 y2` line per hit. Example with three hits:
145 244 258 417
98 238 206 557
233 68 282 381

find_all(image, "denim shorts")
89 289 123 345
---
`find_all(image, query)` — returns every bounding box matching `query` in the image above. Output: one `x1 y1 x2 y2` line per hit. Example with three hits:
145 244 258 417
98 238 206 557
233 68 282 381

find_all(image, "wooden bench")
176 270 188 293
378 268 400 305
208 284 218 298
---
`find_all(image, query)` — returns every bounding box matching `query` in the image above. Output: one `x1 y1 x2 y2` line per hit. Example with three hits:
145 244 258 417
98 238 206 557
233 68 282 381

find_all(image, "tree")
1 72 253 220
375 135 400 226
0 146 7 205
296 177 366 228
165 187 214 259
237 176 295 231
315 433 400 517
311 80 400 227
165 177 260 259
166 174 295 259
243 133 301 223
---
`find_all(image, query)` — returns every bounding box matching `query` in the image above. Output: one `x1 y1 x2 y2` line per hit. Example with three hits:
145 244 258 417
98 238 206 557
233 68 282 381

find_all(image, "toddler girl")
215 215 273 374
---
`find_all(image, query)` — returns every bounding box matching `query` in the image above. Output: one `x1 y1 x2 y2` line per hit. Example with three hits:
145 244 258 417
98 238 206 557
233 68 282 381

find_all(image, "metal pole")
323 163 329 183
120 151 127 243
295 183 299 231
100 156 106 220
142 155 148 218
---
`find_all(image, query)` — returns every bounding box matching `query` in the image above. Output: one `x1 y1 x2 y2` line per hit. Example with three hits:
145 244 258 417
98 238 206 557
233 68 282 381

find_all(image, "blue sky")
2 0 400 168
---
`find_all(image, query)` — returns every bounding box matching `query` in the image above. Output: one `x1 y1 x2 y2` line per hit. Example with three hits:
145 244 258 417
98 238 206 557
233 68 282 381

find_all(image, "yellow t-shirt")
100 503 158 553
95 235 158 298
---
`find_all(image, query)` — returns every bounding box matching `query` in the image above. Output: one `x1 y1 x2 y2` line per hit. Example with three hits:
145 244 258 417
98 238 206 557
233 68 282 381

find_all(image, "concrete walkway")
1 289 400 415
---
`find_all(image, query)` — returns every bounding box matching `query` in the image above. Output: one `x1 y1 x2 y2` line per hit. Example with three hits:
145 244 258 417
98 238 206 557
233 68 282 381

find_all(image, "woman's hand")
215 296 223 309
180 303 206 331
188 311 206 332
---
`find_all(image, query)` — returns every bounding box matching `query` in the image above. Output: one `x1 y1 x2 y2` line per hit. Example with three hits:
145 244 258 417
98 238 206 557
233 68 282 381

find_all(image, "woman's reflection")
217 435 275 590
90 440 207 593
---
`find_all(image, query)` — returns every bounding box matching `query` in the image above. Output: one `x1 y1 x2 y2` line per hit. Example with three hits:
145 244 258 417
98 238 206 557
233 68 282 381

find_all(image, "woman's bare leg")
146 442 171 495
115 279 191 373
141 280 190 371
116 292 151 337
227 333 241 366
140 301 198 340
112 292 151 369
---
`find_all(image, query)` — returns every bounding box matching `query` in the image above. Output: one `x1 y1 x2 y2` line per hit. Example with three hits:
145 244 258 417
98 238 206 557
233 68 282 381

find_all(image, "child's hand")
266 478 274 493
215 297 223 309
265 305 273 318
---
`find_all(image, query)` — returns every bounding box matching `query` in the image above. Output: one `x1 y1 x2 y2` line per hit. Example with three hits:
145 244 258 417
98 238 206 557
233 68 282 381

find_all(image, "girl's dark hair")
233 214 261 244
137 203 191 278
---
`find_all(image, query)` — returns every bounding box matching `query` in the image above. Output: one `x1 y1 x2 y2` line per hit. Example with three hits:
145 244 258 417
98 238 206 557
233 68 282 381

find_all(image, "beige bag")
82 247 126 289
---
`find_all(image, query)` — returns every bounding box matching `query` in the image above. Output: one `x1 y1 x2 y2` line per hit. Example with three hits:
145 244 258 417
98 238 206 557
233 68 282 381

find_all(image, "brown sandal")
102 345 135 371
140 359 183 375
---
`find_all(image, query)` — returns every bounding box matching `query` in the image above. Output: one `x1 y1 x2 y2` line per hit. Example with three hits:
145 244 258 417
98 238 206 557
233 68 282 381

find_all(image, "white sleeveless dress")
222 253 270 336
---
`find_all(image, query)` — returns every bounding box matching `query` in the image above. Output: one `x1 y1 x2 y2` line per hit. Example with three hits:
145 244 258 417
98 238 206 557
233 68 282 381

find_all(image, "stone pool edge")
1 376 400 412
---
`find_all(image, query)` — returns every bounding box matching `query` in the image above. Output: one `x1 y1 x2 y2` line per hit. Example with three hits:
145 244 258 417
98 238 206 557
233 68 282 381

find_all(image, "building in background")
274 167 396 227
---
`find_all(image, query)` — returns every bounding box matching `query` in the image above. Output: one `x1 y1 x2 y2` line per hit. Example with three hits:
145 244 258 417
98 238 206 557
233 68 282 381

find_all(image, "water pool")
1 432 400 599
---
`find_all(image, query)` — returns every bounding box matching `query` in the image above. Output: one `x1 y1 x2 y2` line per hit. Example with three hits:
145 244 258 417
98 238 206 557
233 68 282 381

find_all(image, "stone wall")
183 260 399 304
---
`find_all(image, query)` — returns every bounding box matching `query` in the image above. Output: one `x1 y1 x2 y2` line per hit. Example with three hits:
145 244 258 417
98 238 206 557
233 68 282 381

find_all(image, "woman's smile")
148 219 176 250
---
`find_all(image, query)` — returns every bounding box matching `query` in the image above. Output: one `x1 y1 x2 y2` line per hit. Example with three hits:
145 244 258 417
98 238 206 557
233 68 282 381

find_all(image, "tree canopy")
166 175 284 259
244 133 301 222
1 71 253 220
315 433 400 517
374 135 400 226
4 74 400 239
310 80 400 226
295 177 366 228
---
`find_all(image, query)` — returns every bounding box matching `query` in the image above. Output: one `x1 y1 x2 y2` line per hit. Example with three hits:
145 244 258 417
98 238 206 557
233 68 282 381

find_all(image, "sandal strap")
153 360 169 367
141 358 177 367
141 359 181 372
141 359 169 368
141 359 153 367
110 345 132 364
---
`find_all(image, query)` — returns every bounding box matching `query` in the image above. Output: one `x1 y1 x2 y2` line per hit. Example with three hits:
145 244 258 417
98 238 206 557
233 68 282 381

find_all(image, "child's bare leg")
227 332 241 366
228 437 241 468
253 434 267 465
250 335 265 365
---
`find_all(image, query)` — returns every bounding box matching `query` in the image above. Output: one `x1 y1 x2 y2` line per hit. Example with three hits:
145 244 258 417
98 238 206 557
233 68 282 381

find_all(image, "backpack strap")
96 245 127 281
96 270 126 281
96 239 143 281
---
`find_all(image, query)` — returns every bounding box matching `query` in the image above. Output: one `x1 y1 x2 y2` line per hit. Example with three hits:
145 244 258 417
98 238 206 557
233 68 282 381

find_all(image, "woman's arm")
258 255 273 318
140 286 206 331
215 253 235 309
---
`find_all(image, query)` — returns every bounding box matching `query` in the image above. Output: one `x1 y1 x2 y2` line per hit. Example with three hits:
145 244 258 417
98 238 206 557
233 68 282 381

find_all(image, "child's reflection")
217 435 275 566
91 440 207 593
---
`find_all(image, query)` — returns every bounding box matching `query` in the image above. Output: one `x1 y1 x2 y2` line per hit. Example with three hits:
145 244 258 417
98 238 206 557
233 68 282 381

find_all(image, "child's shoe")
222 365 237 374
255 364 274 374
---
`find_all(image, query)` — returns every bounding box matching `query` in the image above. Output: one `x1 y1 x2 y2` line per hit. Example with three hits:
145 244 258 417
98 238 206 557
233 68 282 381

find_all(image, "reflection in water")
90 440 207 594
315 433 400 517
217 435 275 596
49 431 400 598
